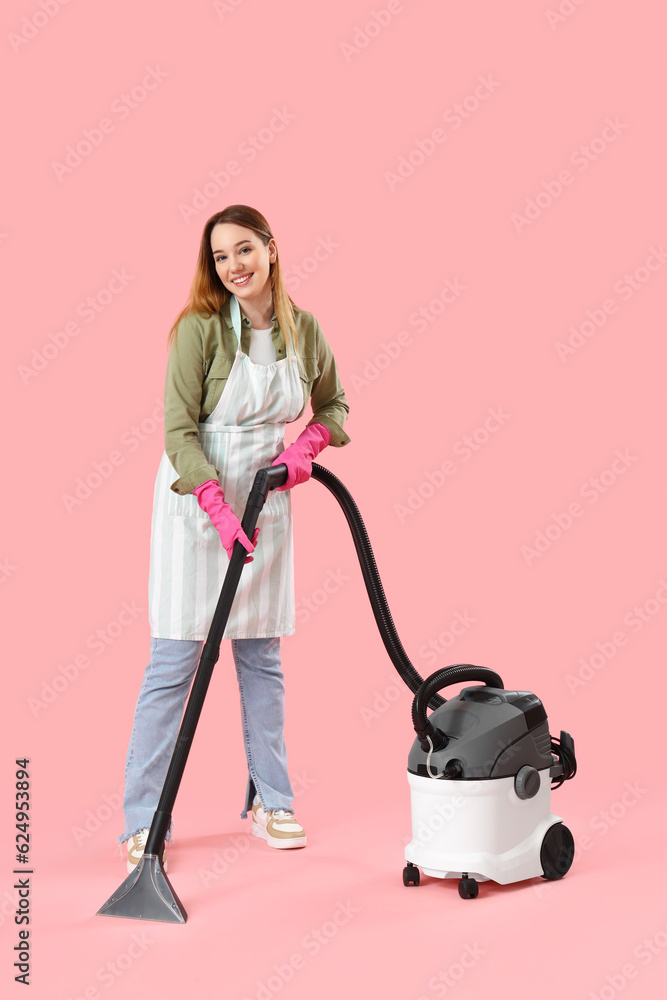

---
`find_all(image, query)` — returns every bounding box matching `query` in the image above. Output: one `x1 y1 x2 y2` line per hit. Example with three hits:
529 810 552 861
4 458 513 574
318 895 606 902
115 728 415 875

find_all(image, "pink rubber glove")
193 480 259 563
272 423 332 491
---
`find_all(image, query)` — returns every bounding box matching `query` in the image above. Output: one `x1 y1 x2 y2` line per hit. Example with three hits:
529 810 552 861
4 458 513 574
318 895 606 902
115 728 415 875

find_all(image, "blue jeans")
119 636 295 844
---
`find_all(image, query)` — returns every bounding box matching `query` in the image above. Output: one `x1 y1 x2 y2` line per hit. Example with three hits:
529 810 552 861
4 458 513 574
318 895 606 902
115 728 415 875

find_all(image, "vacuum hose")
310 462 449 710
411 663 504 752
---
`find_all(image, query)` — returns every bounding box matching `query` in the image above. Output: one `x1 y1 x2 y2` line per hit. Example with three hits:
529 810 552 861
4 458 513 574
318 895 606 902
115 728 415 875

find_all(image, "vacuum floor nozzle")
97 855 187 924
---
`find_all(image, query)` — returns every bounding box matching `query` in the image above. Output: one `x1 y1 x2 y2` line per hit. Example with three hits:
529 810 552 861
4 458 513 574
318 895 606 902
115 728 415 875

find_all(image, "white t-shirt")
249 327 277 366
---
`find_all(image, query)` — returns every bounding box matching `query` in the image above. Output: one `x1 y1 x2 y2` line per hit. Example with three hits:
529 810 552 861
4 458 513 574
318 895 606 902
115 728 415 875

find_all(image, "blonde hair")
167 205 299 354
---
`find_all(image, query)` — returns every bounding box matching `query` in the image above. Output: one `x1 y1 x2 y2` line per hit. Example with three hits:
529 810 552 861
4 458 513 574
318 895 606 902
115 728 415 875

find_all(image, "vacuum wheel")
540 822 575 880
403 863 420 886
458 876 478 899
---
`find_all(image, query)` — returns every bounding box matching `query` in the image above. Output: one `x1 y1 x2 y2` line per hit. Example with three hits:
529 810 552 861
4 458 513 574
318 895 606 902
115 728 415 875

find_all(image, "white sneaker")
251 802 307 849
126 828 168 874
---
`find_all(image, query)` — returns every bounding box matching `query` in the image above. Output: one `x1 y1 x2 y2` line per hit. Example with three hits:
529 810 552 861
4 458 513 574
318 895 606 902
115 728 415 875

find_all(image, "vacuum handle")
412 664 505 752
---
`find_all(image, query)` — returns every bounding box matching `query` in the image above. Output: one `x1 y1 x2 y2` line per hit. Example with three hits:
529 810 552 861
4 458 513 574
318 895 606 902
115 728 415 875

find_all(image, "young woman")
118 205 350 871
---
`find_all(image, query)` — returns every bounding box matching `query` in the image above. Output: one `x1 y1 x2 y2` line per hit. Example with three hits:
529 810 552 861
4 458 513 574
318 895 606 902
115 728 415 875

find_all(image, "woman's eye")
214 247 251 263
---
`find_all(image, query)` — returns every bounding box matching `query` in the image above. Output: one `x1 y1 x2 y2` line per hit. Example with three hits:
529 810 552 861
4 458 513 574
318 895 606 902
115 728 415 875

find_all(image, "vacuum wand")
97 463 287 923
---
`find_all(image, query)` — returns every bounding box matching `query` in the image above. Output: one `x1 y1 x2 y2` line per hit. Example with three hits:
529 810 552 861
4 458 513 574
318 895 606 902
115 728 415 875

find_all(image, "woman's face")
210 223 276 303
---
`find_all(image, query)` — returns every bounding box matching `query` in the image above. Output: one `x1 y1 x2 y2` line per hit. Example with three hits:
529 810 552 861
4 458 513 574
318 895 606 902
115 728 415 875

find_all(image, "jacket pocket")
298 355 320 392
204 353 234 380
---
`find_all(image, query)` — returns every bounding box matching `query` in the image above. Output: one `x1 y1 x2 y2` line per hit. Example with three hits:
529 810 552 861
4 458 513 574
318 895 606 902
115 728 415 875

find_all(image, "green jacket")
165 298 351 495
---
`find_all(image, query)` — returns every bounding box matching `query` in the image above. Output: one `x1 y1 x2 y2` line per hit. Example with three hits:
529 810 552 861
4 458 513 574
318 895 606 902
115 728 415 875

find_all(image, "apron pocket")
166 489 208 518
264 487 290 517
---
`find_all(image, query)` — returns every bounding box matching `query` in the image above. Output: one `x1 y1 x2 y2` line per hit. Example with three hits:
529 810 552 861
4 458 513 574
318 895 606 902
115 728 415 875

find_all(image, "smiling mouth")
232 274 253 285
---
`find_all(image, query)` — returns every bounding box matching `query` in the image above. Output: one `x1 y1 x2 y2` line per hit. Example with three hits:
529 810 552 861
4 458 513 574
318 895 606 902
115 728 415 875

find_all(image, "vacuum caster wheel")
403 863 420 886
540 822 575 880
458 876 478 899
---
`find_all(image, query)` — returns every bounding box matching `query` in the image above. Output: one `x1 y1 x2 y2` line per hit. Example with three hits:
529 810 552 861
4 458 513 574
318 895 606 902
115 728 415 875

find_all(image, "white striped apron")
148 296 304 640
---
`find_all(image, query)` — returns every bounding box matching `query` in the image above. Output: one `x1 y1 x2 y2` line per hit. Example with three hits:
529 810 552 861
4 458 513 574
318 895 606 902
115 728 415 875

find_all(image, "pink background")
2 1 666 997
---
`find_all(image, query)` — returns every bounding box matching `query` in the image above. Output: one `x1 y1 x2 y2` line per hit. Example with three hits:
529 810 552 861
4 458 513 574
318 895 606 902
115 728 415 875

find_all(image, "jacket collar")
221 296 278 330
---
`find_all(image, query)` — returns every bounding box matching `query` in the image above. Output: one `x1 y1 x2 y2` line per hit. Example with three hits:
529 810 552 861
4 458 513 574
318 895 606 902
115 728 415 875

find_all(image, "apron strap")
230 294 242 342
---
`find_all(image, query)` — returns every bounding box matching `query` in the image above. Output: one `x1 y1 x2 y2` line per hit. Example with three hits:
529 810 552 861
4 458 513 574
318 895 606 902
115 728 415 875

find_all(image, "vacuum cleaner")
97 462 576 922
